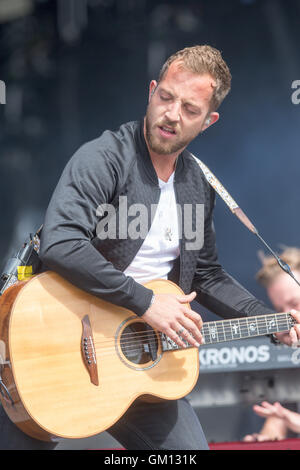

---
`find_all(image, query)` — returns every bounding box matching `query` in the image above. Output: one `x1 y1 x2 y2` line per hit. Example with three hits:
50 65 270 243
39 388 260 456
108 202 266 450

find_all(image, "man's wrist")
149 293 156 308
143 293 155 315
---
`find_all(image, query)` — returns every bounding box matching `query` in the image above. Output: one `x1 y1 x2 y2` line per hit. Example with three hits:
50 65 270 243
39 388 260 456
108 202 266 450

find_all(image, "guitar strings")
91 323 293 351
92 321 291 347
93 324 289 358
88 320 293 358
96 322 291 347
85 323 293 360
91 315 292 342
82 313 294 359
92 328 289 351
91 313 293 342
90 315 293 348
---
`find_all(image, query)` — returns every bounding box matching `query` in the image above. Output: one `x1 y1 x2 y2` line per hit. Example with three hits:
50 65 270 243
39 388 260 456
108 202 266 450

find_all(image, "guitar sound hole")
120 322 158 365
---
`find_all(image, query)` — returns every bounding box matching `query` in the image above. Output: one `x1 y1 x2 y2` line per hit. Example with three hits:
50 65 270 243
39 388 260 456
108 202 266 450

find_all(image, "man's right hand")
141 291 204 348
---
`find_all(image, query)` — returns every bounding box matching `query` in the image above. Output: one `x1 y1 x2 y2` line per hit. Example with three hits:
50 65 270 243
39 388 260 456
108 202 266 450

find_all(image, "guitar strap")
190 153 258 235
190 155 299 286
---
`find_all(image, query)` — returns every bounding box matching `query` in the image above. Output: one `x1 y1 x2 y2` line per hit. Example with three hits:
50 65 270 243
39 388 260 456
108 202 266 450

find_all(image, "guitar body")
0 272 199 441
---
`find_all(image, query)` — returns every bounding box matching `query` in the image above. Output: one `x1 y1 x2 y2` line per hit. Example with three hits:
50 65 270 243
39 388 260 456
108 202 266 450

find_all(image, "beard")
145 105 198 155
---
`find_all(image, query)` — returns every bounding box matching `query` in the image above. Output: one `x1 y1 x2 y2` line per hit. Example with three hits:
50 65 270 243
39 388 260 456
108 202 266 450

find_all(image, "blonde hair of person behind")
256 247 300 288
158 45 232 111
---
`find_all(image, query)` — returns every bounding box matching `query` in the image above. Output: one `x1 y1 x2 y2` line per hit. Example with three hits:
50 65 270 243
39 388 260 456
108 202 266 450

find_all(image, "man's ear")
202 112 219 131
149 80 158 102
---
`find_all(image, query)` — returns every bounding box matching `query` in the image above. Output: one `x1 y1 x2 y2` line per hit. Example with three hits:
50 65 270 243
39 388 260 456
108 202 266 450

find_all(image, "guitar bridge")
81 315 99 386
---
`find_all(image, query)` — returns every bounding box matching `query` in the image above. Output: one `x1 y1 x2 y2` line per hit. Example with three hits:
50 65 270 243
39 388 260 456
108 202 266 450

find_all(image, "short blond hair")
256 247 300 287
158 45 232 111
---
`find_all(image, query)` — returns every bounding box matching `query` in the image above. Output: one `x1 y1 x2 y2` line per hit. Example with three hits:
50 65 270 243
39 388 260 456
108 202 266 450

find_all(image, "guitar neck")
201 312 295 345
160 312 295 351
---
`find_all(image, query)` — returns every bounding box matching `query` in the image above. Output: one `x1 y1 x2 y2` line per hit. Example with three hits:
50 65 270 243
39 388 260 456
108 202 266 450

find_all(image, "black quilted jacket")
39 120 274 319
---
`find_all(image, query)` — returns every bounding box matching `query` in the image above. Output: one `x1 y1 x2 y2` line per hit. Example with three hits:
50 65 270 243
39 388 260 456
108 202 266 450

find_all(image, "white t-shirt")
124 173 180 284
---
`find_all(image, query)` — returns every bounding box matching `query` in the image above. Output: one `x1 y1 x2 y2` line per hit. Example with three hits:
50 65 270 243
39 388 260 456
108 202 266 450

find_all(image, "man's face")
145 61 219 156
267 271 300 312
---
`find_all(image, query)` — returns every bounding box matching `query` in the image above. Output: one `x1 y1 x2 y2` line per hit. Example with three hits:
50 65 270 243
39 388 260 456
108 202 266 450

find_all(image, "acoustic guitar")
0 271 295 441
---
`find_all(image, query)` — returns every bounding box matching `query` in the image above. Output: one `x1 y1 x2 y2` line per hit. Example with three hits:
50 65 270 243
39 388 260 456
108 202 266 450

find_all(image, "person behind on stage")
244 247 300 442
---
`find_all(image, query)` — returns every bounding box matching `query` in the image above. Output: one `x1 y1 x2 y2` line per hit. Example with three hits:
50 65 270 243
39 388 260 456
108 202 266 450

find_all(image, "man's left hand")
274 310 300 346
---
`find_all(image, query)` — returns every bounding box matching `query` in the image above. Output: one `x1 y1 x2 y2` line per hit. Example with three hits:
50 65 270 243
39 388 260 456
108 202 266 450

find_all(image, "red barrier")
209 438 300 450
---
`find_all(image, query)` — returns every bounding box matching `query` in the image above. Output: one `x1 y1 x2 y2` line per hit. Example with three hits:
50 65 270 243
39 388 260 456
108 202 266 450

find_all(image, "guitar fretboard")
160 312 295 351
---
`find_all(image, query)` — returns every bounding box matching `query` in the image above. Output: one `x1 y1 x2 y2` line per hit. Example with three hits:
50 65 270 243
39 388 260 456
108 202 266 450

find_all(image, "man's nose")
165 101 181 122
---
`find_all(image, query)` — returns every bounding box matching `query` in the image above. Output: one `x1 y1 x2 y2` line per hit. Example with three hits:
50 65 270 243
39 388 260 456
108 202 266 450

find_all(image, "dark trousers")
107 397 209 450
